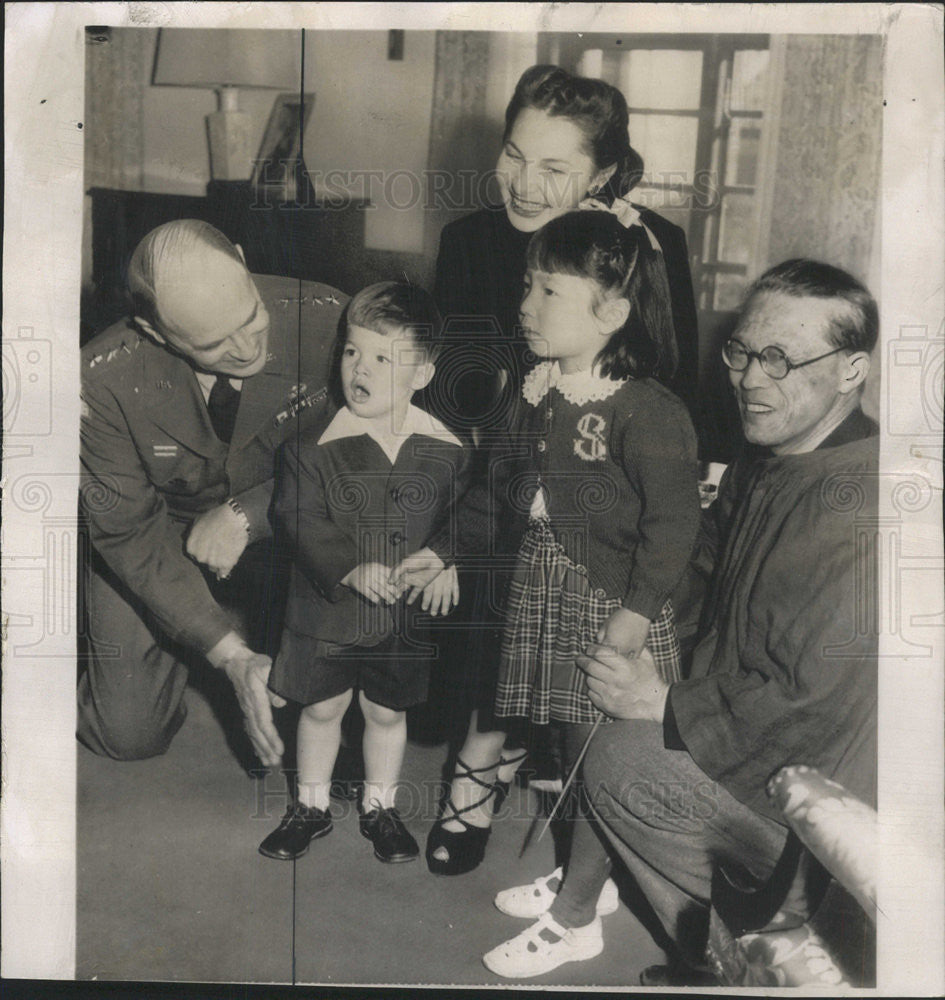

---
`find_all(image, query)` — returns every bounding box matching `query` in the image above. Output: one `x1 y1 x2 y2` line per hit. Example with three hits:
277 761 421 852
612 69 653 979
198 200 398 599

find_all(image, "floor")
76 677 667 987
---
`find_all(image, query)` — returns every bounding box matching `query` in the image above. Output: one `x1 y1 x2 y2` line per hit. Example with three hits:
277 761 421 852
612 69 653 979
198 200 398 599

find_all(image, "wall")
756 34 883 420
138 29 279 194
761 35 882 283
422 31 536 277
301 31 436 257
140 29 439 256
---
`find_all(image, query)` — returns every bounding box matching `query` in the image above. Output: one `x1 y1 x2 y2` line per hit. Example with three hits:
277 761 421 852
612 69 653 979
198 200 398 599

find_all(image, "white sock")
298 781 331 812
362 781 397 811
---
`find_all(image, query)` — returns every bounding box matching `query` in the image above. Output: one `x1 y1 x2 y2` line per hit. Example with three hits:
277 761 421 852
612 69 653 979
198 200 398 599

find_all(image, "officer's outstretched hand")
207 632 285 767
187 501 251 580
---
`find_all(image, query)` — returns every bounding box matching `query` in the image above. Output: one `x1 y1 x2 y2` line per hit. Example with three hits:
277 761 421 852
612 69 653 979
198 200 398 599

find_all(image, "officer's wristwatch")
226 497 251 536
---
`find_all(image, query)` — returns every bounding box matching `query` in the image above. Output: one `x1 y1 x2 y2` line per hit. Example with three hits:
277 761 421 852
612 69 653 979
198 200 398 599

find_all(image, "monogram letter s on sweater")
574 412 608 461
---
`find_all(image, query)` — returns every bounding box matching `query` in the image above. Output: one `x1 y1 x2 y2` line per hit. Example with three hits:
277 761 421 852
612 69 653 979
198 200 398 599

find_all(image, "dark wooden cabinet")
204 181 369 292
85 182 367 342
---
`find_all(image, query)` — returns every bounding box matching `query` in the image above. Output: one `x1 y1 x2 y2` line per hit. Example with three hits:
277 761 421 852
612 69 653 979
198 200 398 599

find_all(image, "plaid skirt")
494 517 681 725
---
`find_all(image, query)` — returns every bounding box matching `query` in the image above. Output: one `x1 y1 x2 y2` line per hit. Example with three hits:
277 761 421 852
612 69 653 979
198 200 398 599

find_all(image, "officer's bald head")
129 221 245 331
129 220 270 378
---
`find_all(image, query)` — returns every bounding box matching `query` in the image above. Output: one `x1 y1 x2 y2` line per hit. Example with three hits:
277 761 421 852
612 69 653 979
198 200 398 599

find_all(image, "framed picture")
251 91 315 201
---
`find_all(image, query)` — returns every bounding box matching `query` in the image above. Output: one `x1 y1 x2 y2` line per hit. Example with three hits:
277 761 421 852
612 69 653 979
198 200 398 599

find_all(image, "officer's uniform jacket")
80 274 347 654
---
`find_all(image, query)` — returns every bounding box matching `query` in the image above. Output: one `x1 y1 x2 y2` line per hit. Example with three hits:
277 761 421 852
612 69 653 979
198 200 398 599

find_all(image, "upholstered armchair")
706 765 877 987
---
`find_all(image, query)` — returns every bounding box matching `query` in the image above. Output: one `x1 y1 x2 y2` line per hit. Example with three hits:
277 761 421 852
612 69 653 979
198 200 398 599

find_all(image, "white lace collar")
521 361 627 406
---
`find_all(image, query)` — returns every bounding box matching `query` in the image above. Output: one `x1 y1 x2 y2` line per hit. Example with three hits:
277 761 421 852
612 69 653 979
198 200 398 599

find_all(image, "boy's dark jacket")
276 401 471 646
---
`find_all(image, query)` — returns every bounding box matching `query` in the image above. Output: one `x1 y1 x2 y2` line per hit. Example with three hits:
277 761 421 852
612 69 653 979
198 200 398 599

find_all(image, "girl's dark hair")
526 211 677 382
504 65 644 201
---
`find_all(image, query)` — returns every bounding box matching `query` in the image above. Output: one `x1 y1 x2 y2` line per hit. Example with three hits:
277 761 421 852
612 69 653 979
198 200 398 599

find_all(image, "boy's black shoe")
259 802 333 860
359 806 419 863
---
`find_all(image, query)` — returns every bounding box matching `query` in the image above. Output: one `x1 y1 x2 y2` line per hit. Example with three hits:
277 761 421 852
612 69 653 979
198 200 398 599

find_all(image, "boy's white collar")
522 361 627 406
318 403 462 462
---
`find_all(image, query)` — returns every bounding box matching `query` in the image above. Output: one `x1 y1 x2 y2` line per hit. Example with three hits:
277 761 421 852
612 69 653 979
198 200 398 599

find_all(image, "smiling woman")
497 108 611 233
428 65 699 432
419 63 702 880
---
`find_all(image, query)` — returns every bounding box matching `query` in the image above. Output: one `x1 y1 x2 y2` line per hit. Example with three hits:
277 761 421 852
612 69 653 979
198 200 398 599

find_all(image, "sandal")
426 755 500 876
493 748 529 813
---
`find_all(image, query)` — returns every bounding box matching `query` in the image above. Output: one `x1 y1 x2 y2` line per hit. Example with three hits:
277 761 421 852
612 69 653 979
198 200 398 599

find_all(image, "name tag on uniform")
153 444 178 458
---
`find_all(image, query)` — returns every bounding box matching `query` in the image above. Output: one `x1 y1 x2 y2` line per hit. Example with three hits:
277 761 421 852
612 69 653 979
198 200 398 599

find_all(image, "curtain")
85 27 149 191
428 32 492 172
422 31 493 280
762 35 882 283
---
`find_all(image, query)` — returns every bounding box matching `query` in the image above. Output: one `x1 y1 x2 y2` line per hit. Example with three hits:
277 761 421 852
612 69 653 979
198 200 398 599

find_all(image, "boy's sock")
361 781 398 812
298 782 332 812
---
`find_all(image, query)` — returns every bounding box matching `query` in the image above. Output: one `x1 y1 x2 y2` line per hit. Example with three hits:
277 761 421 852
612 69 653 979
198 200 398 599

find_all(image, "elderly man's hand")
187 502 250 579
207 633 285 767
577 643 670 722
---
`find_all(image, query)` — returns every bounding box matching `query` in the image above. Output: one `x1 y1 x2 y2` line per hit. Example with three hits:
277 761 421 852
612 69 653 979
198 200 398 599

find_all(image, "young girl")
394 209 700 975
418 63 700 879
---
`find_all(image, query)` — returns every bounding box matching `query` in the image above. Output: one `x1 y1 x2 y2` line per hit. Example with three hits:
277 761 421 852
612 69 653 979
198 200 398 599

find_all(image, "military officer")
78 219 347 765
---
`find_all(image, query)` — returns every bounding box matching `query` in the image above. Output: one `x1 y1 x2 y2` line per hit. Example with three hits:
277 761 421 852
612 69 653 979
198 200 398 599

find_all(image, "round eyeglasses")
722 338 847 381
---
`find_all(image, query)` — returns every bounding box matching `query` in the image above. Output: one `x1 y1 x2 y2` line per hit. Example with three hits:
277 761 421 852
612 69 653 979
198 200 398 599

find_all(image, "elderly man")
577 259 878 983
78 220 346 764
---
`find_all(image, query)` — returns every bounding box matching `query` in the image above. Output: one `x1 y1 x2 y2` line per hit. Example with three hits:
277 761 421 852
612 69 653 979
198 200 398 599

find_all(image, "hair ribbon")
577 194 663 254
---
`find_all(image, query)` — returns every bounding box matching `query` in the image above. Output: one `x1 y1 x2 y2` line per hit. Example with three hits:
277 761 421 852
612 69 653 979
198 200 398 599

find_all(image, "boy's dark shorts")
269 629 433 710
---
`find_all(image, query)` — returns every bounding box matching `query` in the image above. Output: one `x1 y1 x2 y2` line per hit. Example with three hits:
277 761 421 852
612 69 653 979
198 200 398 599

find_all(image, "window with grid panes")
537 34 771 312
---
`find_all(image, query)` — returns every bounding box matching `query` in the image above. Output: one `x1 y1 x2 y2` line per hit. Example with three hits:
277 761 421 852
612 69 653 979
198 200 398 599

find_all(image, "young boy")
259 281 469 863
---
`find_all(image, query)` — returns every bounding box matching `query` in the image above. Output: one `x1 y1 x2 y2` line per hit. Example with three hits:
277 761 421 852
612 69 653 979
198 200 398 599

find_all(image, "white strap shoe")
494 867 619 918
483 911 604 978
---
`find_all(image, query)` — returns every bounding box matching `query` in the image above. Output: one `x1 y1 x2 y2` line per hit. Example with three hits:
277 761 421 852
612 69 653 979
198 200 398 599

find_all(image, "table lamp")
153 28 303 181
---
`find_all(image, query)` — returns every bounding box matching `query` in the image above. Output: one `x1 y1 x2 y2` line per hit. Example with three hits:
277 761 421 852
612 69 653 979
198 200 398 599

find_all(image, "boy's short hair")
346 281 443 362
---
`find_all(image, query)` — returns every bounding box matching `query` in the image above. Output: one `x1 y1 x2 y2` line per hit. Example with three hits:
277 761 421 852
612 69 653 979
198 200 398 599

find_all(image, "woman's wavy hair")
526 210 677 382
504 65 644 202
